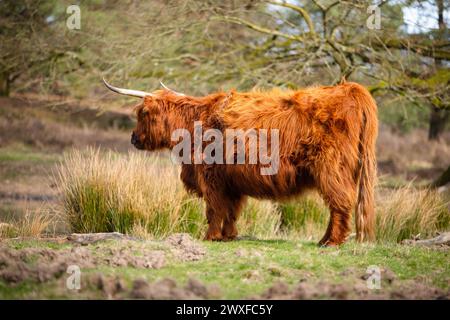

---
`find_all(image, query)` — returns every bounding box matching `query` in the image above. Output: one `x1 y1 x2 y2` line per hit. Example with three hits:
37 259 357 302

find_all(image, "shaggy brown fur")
131 82 378 245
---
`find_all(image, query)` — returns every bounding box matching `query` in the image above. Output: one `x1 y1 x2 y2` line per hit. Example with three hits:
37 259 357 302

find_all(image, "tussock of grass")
0 209 53 239
279 186 450 243
57 148 197 237
376 185 450 242
56 148 281 239
56 148 450 242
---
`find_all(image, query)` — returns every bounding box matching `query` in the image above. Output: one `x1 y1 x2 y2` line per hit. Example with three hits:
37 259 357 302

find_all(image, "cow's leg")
319 205 352 246
221 196 246 241
195 165 223 241
204 203 225 241
317 170 356 246
203 188 232 241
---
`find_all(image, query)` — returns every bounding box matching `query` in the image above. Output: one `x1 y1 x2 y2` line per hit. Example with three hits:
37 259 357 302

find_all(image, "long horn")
160 81 185 96
103 78 153 98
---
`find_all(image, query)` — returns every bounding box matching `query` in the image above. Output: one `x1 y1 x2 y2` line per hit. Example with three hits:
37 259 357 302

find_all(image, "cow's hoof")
319 242 337 247
204 233 223 241
222 235 237 242
318 238 344 247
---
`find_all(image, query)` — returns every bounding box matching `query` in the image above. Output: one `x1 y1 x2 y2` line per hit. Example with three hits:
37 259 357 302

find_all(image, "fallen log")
402 232 450 247
67 232 136 245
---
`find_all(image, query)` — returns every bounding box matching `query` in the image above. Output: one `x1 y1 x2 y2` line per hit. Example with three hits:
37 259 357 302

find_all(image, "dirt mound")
165 233 206 261
65 232 206 263
88 274 128 299
0 233 209 288
103 244 165 269
83 275 221 300
0 245 94 284
258 281 355 300
0 242 166 285
389 282 449 299
130 277 221 300
257 278 449 300
0 234 206 286
254 266 448 300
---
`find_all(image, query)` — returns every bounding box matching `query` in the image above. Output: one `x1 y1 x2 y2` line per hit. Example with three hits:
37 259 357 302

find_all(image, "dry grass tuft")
0 209 53 239
56 148 281 239
376 185 450 242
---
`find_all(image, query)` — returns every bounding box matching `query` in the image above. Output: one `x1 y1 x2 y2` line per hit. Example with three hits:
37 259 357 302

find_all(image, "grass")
0 209 53 239
0 145 60 164
278 194 329 240
56 148 282 240
376 186 450 242
1 148 448 299
0 238 448 299
126 241 449 299
0 145 61 181
55 148 450 243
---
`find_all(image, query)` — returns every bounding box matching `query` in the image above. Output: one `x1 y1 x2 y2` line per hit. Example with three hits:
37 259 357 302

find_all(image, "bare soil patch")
0 233 205 286
256 277 449 300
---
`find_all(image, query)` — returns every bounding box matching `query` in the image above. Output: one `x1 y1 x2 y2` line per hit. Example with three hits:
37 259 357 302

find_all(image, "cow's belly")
221 163 315 199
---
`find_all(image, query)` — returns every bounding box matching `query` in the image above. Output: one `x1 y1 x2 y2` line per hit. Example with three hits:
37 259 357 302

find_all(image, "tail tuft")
349 83 378 242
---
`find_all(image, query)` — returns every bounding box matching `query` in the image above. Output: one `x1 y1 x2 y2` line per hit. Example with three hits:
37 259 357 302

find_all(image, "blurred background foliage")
0 0 449 137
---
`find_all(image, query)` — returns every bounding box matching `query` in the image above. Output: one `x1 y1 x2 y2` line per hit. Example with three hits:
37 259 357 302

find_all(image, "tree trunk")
428 0 448 140
0 72 10 97
431 165 450 188
428 106 449 140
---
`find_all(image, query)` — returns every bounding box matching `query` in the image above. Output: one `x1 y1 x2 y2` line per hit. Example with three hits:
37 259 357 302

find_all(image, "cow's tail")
349 83 378 242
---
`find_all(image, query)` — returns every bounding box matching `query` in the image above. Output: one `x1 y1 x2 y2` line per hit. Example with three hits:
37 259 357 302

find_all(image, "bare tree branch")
266 1 316 36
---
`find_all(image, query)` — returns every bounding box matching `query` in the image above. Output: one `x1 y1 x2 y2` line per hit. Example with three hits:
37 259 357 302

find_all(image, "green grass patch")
0 239 448 299
0 145 60 164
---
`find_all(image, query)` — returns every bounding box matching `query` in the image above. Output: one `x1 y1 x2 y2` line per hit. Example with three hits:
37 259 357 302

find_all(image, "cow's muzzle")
131 132 144 150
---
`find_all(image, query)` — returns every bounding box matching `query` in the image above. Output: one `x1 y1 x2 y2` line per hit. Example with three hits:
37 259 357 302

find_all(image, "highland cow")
104 79 378 246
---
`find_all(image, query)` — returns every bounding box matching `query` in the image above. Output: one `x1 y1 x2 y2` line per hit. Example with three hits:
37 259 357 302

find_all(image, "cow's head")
103 78 184 151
